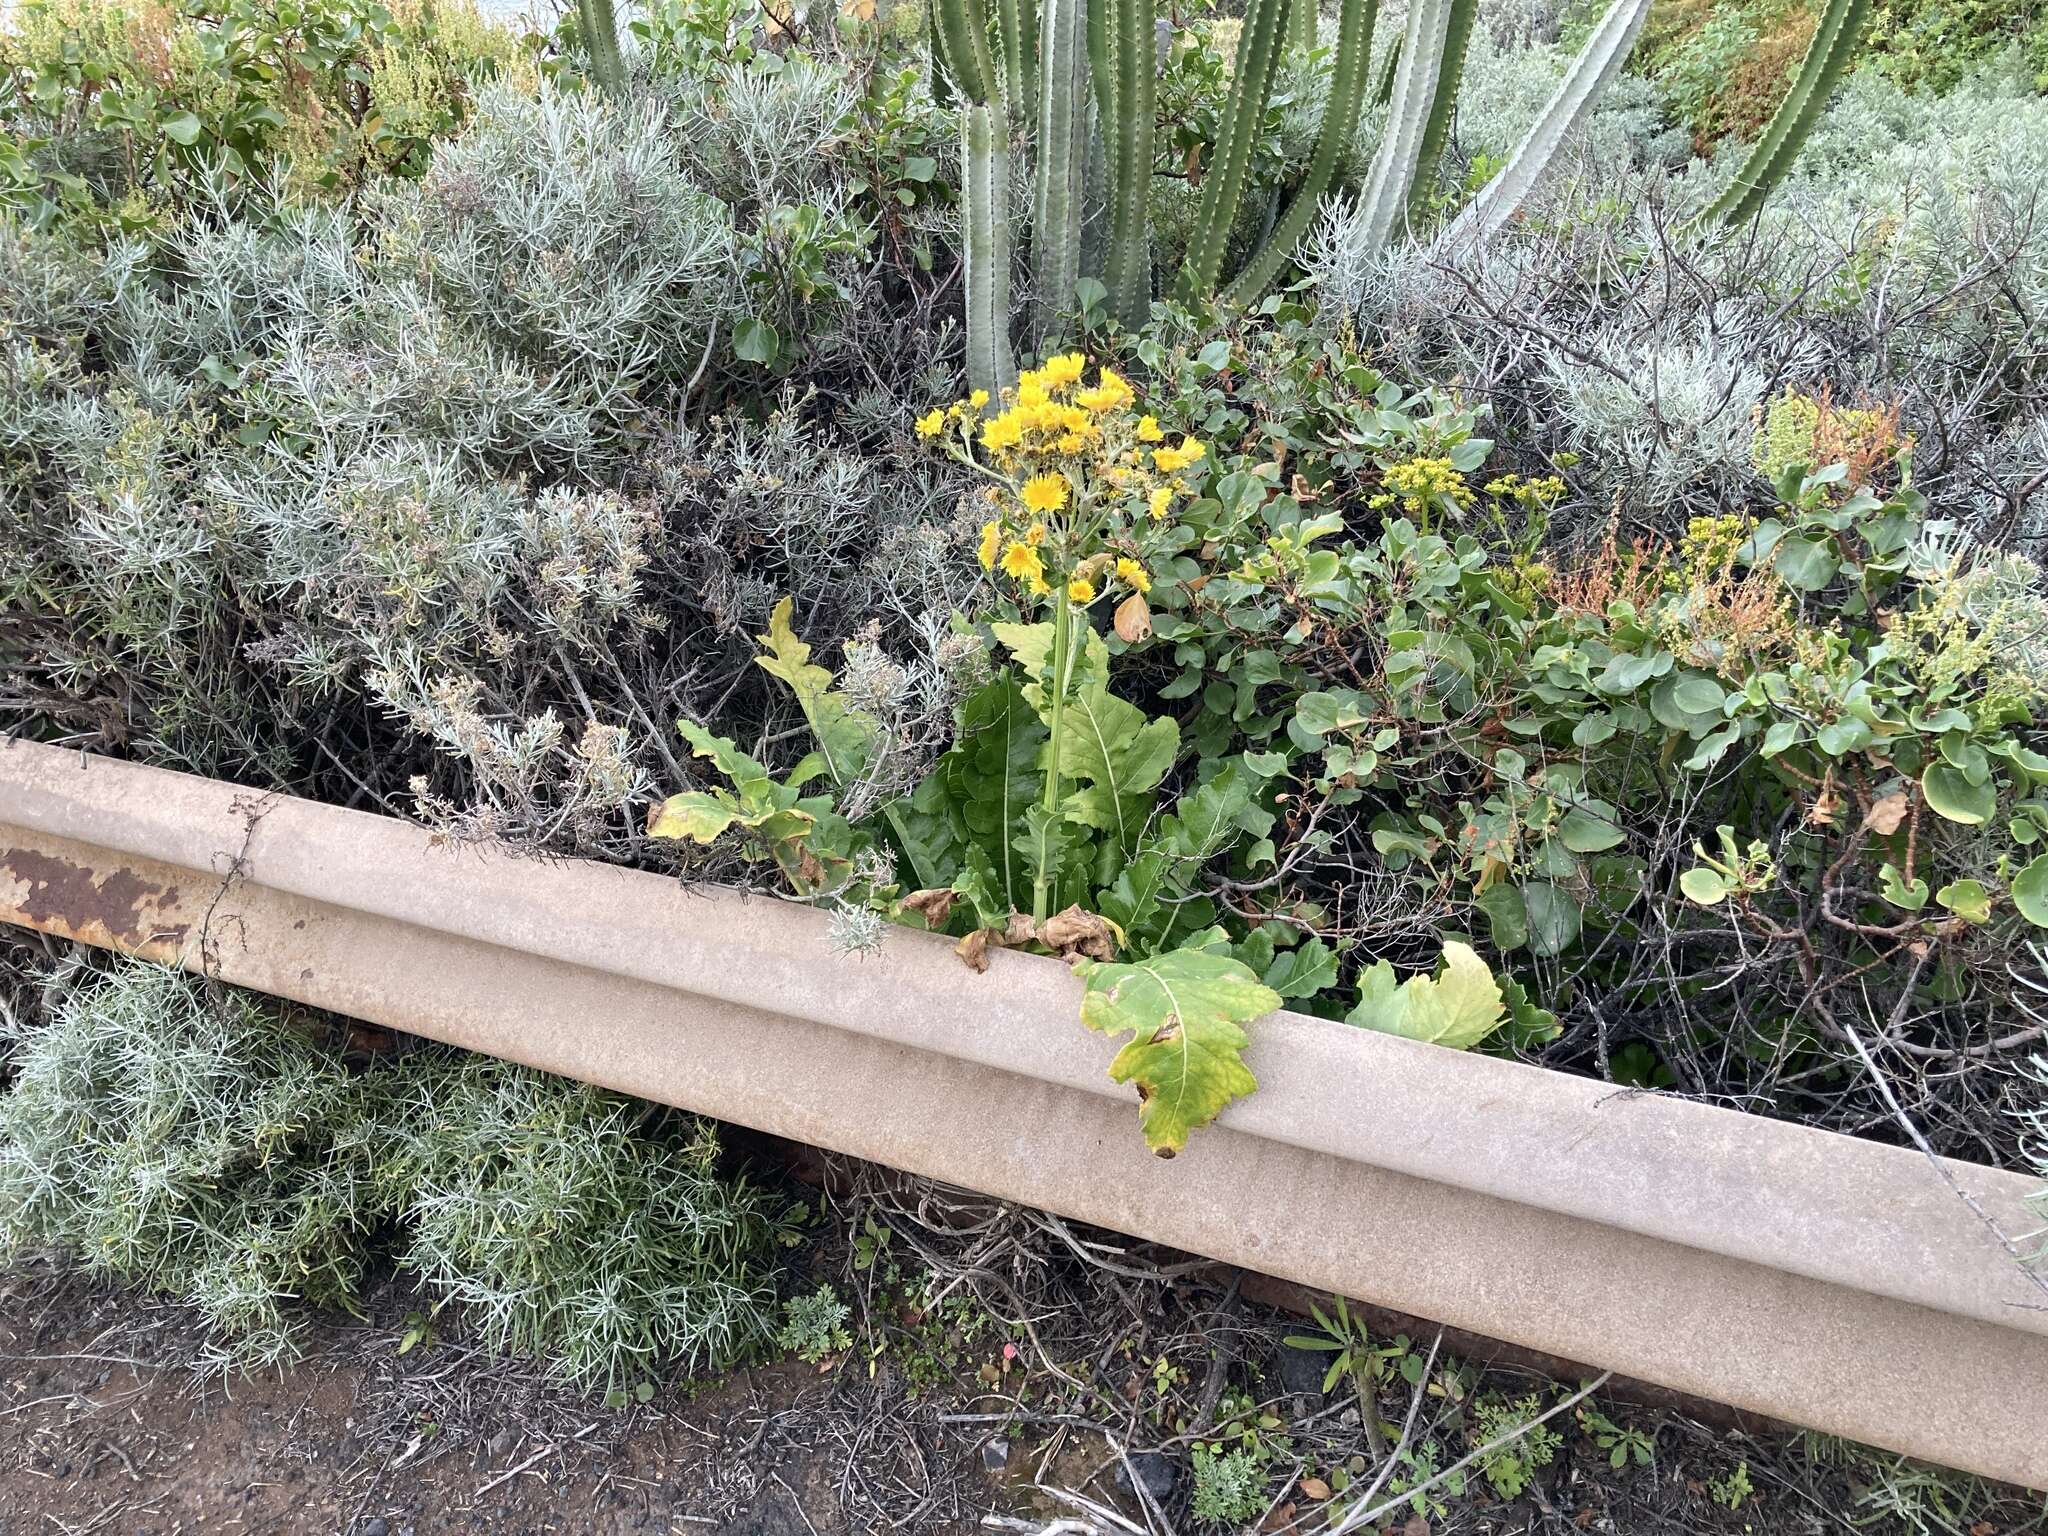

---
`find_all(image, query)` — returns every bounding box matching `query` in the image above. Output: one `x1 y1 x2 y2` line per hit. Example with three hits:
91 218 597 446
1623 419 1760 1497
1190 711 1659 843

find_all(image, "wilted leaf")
1039 905 1119 963
1114 593 1152 643
754 597 878 787
900 888 956 928
1344 941 1506 1052
1076 946 1279 1156
646 791 744 843
1863 789 1909 835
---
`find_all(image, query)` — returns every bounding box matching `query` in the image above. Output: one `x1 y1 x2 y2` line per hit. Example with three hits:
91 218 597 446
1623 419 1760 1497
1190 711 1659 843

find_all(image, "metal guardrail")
3 736 2043 1488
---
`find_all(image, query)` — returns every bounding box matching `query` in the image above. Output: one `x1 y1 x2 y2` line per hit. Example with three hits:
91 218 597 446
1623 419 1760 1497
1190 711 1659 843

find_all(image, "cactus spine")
1225 0 1379 307
1034 0 1092 347
1702 0 1871 227
1180 0 1291 299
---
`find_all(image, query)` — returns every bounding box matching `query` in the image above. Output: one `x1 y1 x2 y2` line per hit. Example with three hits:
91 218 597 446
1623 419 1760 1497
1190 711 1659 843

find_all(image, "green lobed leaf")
1075 947 1279 1156
1344 941 1506 1051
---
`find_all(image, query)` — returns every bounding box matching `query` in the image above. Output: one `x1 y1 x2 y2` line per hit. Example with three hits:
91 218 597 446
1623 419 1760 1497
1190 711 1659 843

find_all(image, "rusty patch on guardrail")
0 845 189 962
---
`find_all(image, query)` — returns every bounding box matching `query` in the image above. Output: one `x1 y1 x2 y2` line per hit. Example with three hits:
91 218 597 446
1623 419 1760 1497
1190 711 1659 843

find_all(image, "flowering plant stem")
1033 586 1075 924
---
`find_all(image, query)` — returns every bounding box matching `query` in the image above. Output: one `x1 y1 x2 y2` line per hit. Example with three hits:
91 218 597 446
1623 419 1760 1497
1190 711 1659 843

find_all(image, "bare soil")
0 1265 999 1536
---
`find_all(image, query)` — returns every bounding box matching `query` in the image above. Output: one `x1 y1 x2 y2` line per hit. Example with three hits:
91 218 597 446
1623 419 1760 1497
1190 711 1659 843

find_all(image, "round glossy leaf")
1922 763 1995 826
1678 867 1728 906
1521 882 1581 957
733 317 780 366
1474 883 1528 950
2015 854 2048 928
1773 536 1839 591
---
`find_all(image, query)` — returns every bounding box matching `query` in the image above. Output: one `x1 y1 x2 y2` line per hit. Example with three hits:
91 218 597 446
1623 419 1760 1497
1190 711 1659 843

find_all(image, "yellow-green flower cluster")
919 355 1206 613
1371 456 1475 524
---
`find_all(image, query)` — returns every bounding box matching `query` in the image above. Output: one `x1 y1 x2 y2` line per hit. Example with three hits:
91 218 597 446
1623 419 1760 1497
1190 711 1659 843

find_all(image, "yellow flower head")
1000 542 1045 585
968 388 990 410
1055 432 1088 455
1028 574 1050 596
1153 437 1207 474
981 413 1024 452
1148 485 1173 521
1115 557 1152 593
915 409 946 438
1041 352 1087 389
977 521 1001 571
1074 368 1136 414
1068 577 1097 603
1136 415 1166 443
1021 473 1069 515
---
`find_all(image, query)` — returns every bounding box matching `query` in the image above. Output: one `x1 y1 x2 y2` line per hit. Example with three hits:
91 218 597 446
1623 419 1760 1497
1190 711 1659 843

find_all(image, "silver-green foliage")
387 1056 788 1386
0 960 790 1383
0 963 391 1367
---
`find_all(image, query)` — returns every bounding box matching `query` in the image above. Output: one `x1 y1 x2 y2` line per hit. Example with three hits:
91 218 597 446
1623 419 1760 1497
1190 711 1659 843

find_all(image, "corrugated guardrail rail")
2 736 2043 1488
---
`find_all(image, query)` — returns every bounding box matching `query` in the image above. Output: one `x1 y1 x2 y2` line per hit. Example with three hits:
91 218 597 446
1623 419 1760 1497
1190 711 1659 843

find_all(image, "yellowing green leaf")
753 596 879 787
1344 941 1507 1051
646 792 744 843
1075 947 1279 1157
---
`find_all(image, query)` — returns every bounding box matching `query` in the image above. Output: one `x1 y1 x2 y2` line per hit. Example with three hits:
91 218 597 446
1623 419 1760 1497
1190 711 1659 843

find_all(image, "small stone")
981 1438 1010 1473
1115 1449 1179 1505
358 1519 389 1536
488 1428 517 1458
1275 1339 1331 1398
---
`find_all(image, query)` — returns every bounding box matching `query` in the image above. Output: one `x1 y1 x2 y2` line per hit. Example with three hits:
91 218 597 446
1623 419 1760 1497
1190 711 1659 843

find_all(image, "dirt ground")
0 1264 1014 1536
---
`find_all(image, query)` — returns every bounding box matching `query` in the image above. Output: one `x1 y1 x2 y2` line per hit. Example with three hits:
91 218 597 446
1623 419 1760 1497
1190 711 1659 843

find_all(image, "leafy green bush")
0 959 792 1382
0 0 531 228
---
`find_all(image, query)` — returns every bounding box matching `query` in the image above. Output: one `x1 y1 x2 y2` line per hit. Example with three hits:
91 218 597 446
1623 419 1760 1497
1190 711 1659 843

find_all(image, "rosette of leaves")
649 596 1290 1155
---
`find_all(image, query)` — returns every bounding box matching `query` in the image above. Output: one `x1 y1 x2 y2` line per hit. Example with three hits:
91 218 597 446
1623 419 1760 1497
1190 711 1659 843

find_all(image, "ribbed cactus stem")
1351 0 1451 251
1225 0 1378 307
1180 0 1290 300
964 101 1019 395
996 0 1039 120
1440 0 1652 250
1287 0 1318 53
1103 0 1156 328
934 0 999 104
577 0 625 94
1372 31 1401 104
1405 0 1477 215
1702 0 1871 227
1033 0 1091 346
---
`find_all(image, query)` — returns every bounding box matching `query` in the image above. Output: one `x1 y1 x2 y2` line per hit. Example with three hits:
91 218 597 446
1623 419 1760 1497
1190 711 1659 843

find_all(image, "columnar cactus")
1033 0 1091 348
1179 0 1292 300
1701 0 1872 227
1225 0 1380 307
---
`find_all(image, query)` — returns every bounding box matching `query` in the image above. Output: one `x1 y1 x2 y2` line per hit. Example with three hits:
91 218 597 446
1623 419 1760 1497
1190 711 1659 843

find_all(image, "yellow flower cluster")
921 354 1208 617
1371 455 1476 528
